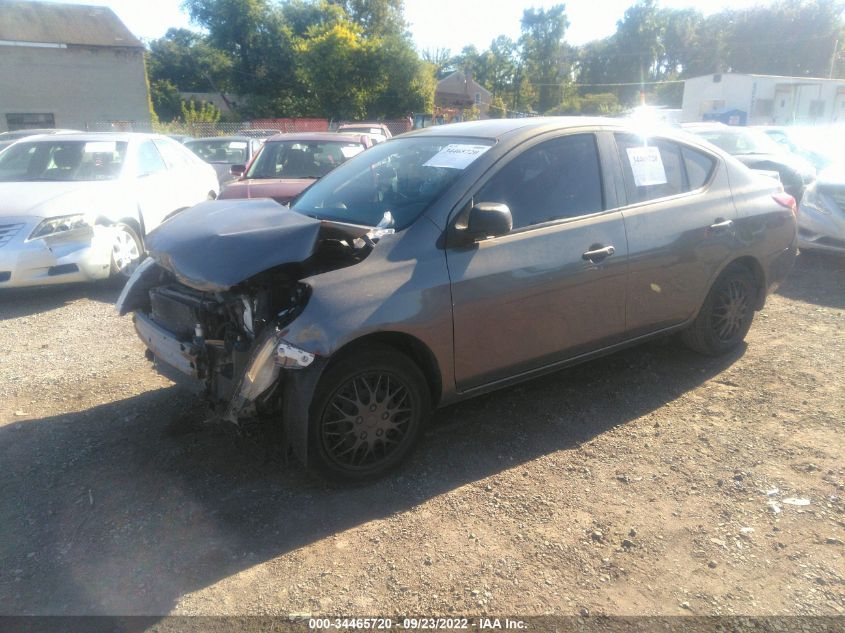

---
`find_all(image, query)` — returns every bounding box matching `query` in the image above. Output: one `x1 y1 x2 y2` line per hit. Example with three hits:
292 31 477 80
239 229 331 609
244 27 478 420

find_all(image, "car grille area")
0 223 25 248
149 287 203 342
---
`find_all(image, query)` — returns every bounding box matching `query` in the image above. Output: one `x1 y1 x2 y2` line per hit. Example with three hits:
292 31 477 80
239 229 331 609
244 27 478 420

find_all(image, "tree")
519 5 571 113
149 79 183 121
296 21 375 120
422 47 453 79
328 0 406 37
147 28 232 93
488 95 507 118
368 35 435 117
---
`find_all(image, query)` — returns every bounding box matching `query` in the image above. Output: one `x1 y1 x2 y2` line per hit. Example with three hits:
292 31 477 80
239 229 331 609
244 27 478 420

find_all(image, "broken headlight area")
136 271 314 420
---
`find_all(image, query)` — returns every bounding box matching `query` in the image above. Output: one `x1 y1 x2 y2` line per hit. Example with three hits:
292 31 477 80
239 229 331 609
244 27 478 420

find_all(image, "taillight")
772 192 798 217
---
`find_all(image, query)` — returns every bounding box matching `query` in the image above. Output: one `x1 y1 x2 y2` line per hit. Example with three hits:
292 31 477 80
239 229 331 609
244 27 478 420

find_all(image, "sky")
37 0 774 49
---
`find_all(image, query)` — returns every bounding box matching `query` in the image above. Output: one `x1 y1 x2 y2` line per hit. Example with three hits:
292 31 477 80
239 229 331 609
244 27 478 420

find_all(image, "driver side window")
475 133 604 230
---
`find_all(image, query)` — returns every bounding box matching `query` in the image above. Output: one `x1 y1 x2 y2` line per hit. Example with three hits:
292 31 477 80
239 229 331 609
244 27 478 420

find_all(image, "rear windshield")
185 139 249 164
292 136 495 229
246 140 366 180
0 140 128 182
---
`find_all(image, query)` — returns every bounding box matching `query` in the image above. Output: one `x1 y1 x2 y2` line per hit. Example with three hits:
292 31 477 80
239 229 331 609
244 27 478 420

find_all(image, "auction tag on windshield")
626 146 667 186
423 144 491 169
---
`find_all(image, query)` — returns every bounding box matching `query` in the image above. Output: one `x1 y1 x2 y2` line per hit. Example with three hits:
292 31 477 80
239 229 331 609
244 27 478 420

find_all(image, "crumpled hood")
145 198 371 292
218 178 315 203
0 181 121 218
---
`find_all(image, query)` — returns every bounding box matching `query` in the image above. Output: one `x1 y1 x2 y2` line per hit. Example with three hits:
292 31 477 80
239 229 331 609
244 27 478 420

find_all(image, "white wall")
0 44 151 132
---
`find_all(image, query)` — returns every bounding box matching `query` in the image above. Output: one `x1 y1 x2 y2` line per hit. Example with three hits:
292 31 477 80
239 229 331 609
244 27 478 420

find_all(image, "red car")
219 132 374 204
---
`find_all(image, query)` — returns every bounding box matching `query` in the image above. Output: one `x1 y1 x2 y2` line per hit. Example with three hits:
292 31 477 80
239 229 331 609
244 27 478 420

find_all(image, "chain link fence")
86 117 415 138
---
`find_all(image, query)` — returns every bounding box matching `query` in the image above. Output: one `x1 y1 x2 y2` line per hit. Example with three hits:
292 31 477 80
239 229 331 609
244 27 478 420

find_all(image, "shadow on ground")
0 279 124 321
776 251 845 308
0 340 744 616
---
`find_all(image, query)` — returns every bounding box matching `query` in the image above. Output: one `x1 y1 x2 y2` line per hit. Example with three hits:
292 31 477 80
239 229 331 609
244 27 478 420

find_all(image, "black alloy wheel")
309 347 430 481
682 264 757 356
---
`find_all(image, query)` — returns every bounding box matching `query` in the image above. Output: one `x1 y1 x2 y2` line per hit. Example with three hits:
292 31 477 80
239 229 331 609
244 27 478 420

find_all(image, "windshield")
0 140 128 182
246 140 367 180
292 136 495 229
185 139 248 164
694 128 784 155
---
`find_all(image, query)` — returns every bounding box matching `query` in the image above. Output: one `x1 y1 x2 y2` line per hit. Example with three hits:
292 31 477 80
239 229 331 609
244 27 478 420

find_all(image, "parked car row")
680 121 845 256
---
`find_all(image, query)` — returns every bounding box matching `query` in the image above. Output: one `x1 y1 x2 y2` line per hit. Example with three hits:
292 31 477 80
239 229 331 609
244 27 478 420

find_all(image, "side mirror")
460 202 513 241
230 164 246 177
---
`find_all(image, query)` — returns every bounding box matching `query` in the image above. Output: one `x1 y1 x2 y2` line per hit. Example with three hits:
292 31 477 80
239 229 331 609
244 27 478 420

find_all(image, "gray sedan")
119 118 797 481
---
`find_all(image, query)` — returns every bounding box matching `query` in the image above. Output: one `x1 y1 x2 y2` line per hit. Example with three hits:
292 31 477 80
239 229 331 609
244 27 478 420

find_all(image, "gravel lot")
0 253 843 617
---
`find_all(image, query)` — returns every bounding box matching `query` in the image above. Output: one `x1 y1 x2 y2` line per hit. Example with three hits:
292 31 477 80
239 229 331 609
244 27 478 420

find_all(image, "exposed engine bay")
117 199 381 422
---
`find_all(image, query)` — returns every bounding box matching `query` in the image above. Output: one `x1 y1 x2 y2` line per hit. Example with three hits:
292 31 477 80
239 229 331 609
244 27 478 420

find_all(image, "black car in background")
685 124 815 203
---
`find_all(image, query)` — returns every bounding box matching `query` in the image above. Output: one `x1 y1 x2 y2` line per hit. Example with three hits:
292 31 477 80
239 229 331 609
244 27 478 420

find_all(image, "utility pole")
829 38 839 79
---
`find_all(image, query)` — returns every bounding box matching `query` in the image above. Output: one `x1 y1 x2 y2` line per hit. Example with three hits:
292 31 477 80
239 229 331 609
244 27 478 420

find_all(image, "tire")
681 264 757 356
308 346 431 482
109 222 144 278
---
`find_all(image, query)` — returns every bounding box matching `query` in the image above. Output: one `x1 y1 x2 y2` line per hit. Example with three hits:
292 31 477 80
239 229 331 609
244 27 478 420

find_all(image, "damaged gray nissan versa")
118 118 798 480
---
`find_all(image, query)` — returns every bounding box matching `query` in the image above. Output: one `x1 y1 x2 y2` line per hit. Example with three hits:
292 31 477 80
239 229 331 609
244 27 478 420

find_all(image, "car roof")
13 132 165 143
265 132 369 143
403 116 687 141
339 123 389 129
185 135 253 143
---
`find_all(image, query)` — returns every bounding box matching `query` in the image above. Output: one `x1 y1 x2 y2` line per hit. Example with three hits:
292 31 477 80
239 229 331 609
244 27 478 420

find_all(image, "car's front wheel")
309 346 431 482
109 222 143 278
681 264 757 355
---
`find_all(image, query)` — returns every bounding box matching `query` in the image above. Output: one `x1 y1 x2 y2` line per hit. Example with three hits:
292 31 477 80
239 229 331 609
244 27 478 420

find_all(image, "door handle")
709 219 734 230
582 245 616 261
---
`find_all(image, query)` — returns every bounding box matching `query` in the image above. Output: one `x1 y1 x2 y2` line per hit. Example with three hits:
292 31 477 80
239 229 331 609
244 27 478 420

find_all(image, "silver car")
798 165 845 254
0 133 219 288
119 118 797 480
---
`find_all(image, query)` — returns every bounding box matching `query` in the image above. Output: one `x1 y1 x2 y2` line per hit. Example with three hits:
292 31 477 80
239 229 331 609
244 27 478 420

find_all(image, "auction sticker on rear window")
626 146 667 187
423 144 491 169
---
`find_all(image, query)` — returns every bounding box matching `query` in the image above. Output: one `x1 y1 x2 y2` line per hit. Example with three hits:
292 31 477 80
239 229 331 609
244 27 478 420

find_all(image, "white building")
681 73 845 126
0 0 151 132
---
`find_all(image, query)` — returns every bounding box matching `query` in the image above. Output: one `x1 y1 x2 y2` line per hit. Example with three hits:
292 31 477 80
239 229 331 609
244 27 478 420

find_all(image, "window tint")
615 134 686 203
682 146 715 189
136 141 167 176
475 133 604 229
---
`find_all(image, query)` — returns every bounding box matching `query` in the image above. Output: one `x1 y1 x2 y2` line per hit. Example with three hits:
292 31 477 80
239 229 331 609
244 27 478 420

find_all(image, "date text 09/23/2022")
307 619 527 630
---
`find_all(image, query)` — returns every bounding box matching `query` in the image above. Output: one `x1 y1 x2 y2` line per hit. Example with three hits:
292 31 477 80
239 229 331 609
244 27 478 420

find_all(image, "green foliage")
295 21 374 120
520 4 570 113
181 99 223 124
149 79 183 122
575 0 845 109
488 96 507 119
143 0 845 122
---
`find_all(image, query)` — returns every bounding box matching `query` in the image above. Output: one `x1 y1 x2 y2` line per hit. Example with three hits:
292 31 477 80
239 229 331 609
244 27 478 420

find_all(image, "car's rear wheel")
109 223 143 278
309 347 430 482
681 264 757 355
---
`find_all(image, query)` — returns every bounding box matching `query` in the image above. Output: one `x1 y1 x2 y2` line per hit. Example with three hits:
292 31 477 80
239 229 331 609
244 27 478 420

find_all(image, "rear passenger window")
615 134 686 203
475 133 604 229
682 146 716 189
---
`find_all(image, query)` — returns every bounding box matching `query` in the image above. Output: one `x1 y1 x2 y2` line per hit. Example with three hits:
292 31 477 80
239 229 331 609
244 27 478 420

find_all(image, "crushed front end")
121 257 317 422
116 199 372 427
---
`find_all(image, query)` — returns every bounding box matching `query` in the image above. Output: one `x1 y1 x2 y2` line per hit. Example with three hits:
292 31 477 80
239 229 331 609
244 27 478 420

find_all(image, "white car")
0 132 219 288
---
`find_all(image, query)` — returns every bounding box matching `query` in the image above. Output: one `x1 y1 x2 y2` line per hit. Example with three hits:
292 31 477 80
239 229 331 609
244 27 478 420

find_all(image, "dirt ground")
0 253 843 617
